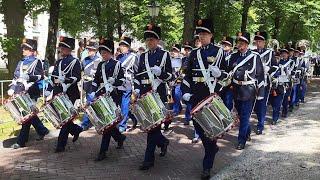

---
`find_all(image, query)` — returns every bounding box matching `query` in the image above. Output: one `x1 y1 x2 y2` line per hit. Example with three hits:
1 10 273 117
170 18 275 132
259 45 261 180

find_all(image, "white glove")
182 93 192 102
107 77 115 85
264 66 270 73
150 65 162 76
58 76 65 83
208 65 221 78
104 83 113 93
44 91 52 97
20 74 29 81
7 89 14 96
134 89 140 96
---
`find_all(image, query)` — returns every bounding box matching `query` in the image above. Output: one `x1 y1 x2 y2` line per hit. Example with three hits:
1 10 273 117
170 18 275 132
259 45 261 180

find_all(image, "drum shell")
84 94 121 134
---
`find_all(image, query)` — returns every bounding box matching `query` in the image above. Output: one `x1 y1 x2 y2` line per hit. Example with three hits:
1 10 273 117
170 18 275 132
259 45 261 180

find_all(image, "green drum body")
131 91 172 132
191 94 234 139
4 92 39 124
42 93 78 128
84 94 121 134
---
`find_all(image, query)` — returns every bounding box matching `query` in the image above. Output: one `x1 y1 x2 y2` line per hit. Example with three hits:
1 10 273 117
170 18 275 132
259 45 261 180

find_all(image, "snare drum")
131 91 172 132
42 93 78 128
4 92 39 124
191 94 234 139
83 94 122 134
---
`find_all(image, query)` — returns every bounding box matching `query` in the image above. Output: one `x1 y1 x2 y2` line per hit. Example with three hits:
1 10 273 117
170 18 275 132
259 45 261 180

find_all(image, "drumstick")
135 70 152 76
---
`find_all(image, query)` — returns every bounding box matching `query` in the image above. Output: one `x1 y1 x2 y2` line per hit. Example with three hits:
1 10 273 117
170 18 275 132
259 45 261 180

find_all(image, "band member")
221 32 265 150
170 43 183 118
9 38 49 149
297 50 308 103
252 31 276 134
88 38 127 161
181 19 224 179
133 23 172 170
218 36 234 111
181 42 193 126
269 47 292 124
46 36 83 153
289 47 301 111
80 40 102 131
116 36 138 133
280 47 294 118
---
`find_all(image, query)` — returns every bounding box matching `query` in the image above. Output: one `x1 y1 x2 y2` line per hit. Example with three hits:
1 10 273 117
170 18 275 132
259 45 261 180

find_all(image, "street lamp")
147 1 160 23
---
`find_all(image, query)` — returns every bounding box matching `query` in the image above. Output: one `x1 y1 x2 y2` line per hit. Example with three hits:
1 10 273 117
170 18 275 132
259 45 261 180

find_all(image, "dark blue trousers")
221 88 234 111
235 99 255 145
270 94 284 122
100 127 124 153
193 120 219 170
57 121 82 149
254 86 270 131
17 116 48 146
143 125 168 163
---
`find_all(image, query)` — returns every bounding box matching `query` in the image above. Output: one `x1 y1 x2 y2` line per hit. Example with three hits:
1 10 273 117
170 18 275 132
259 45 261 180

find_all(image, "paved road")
0 79 319 180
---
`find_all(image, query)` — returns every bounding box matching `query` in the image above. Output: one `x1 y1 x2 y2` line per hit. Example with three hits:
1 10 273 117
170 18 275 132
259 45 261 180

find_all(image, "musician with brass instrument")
87 38 127 161
218 36 234 111
8 38 49 149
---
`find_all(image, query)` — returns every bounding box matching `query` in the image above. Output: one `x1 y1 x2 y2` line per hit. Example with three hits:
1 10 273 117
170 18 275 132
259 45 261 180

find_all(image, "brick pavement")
0 79 316 180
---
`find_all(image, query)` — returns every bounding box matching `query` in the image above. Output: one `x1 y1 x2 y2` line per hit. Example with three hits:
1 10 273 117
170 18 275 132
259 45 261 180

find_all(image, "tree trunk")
46 0 60 66
2 0 27 77
194 0 201 20
272 12 280 39
116 0 122 39
241 0 252 32
182 0 196 43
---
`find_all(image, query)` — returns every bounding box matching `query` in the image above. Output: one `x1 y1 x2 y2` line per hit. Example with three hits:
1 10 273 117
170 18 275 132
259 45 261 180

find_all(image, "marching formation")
4 18 312 180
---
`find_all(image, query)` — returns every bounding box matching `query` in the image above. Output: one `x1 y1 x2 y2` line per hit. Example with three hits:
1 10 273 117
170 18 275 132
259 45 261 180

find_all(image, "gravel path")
212 79 320 180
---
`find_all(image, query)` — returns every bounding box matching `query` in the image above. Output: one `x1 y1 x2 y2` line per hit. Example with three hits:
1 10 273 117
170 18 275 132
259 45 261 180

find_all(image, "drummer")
181 19 224 179
45 36 83 153
80 39 102 131
87 38 127 161
8 38 49 149
133 23 172 170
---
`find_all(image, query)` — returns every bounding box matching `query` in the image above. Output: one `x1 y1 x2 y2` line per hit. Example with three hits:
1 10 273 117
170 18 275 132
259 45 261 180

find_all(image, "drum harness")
144 51 168 91
58 58 78 93
195 47 223 94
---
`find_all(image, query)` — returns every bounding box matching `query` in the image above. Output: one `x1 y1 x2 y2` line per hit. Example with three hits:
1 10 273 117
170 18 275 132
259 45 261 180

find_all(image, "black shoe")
256 129 262 135
160 139 169 157
289 107 293 112
236 143 245 150
192 138 199 144
163 125 169 132
72 129 82 143
201 169 211 180
271 121 277 125
94 152 106 161
55 147 65 153
116 135 126 149
36 129 49 141
139 162 154 170
247 134 251 141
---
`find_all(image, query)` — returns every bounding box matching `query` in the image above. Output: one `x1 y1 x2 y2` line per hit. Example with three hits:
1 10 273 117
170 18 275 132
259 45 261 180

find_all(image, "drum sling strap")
144 51 167 91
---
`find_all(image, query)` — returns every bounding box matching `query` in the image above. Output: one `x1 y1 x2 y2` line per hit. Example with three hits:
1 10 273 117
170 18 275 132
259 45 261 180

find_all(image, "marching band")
4 18 312 180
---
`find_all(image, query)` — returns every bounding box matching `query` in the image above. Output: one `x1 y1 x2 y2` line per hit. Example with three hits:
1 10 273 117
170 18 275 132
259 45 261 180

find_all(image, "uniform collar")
239 50 249 57
257 48 266 54
201 43 212 50
148 47 159 54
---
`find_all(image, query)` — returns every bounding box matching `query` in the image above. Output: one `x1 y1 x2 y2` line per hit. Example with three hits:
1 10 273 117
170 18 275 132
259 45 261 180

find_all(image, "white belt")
233 79 256 85
192 77 215 83
141 79 152 84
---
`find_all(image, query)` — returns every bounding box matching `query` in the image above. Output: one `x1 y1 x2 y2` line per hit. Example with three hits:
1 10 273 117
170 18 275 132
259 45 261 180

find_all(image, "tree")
1 0 27 77
46 0 60 66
